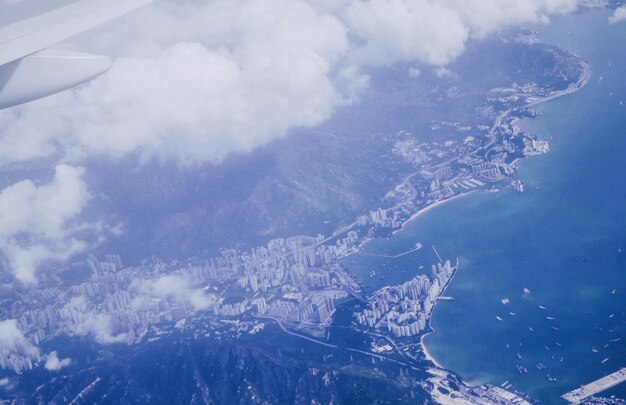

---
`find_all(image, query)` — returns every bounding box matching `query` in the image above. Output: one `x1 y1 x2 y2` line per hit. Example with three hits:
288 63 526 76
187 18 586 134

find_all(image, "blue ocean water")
343 9 626 403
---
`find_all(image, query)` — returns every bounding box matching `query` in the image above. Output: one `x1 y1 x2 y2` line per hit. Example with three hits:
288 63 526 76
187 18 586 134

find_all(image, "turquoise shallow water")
343 9 626 403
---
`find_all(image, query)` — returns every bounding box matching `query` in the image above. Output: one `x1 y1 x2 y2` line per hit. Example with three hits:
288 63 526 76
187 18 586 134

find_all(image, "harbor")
414 9 626 402
562 368 626 404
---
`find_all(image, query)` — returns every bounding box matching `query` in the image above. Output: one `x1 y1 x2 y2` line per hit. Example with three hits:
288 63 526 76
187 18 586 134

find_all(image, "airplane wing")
0 0 152 109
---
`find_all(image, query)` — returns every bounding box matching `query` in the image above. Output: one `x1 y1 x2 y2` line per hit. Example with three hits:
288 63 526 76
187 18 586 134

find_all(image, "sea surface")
342 9 626 403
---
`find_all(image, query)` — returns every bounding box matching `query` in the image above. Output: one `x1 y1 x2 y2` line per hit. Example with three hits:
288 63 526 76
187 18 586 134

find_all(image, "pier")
361 243 423 259
562 368 626 404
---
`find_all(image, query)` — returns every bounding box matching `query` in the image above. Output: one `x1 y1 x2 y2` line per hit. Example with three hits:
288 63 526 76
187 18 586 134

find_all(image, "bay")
343 9 626 403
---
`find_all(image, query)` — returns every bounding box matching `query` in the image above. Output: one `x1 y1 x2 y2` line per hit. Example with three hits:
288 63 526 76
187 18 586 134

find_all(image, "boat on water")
539 305 546 310
601 357 609 364
609 314 615 318
496 316 503 321
592 347 598 353
560 357 564 363
551 326 560 331
604 344 610 349
516 365 528 374
610 338 621 343
546 316 556 320
555 342 562 347
509 312 517 316
612 289 617 294
547 375 557 383
501 298 510 305
529 327 534 332
536 363 546 370
516 352 522 360
523 288 531 294
544 346 551 351
501 381 509 388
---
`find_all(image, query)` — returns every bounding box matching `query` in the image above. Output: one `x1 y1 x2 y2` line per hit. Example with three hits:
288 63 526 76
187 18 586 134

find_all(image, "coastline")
420 257 460 371
392 191 480 236
342 59 592 268
417 57 592 379
421 326 446 370
351 191 480 267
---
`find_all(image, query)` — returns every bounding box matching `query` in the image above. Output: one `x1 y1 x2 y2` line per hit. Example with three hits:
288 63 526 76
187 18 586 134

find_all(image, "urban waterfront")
343 9 626 403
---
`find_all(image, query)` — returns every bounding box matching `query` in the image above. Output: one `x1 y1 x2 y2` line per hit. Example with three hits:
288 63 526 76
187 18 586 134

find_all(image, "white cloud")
344 0 581 67
73 313 126 344
434 67 456 79
44 351 71 371
0 320 40 358
610 5 626 23
63 297 126 345
0 0 350 165
131 274 217 311
441 0 580 37
408 67 422 78
0 165 91 283
0 320 74 373
345 0 469 66
0 0 587 166
0 320 41 372
0 0 592 284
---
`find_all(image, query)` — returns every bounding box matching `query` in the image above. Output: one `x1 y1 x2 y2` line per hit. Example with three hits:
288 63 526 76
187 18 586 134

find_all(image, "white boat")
601 358 609 364
496 316 503 321
523 288 530 294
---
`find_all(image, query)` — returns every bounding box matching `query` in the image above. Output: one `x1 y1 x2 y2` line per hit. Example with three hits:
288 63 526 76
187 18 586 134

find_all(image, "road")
257 315 422 371
483 59 592 155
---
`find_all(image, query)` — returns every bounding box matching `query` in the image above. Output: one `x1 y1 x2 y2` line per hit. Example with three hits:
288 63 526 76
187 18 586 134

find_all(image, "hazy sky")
0 0 618 284
2 0 626 368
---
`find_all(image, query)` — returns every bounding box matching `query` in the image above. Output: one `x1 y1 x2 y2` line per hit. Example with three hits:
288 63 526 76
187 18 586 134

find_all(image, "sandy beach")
417 59 593 385
392 190 480 236
356 59 592 379
421 328 446 370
